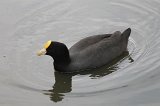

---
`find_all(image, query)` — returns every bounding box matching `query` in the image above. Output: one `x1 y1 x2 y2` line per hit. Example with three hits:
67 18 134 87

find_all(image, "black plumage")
39 28 131 72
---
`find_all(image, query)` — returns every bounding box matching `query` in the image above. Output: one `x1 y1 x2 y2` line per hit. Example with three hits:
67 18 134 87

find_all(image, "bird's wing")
69 34 111 54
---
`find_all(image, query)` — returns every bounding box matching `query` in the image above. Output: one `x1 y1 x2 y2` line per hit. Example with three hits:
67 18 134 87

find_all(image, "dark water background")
1 0 160 105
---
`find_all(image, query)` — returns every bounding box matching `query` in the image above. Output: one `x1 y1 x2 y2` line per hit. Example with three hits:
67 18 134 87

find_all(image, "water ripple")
9 0 160 104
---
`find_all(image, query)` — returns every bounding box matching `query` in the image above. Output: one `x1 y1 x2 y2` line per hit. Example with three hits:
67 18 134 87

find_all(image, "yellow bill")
37 40 52 56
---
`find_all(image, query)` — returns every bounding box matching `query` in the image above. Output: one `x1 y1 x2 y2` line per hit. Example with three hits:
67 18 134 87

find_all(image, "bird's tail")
122 28 131 39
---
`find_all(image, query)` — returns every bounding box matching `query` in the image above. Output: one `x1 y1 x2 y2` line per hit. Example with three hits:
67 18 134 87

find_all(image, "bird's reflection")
44 51 133 102
44 72 73 102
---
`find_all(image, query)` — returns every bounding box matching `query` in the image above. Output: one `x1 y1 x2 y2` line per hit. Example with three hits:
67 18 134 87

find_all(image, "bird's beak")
37 48 47 56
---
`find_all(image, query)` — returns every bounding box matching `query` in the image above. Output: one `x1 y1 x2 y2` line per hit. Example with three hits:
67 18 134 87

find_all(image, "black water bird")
37 28 131 72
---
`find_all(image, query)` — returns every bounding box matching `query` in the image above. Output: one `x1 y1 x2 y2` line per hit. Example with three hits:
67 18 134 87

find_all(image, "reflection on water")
44 72 72 102
2 0 160 105
44 51 133 102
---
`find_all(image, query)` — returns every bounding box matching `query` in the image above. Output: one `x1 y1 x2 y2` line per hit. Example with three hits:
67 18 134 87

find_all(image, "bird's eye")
44 40 52 49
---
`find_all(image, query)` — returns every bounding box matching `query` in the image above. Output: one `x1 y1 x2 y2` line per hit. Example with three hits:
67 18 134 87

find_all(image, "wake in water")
2 0 160 105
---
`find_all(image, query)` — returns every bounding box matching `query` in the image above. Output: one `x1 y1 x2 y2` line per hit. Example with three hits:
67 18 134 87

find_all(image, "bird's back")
63 28 131 72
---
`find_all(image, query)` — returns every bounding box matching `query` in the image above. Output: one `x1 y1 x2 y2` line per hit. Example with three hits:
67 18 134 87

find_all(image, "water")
1 0 160 105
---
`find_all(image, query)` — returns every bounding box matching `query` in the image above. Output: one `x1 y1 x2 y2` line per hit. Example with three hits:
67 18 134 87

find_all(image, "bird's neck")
53 52 71 72
53 55 71 64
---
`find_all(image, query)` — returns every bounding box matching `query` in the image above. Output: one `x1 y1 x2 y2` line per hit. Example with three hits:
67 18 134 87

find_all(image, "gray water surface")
1 0 160 106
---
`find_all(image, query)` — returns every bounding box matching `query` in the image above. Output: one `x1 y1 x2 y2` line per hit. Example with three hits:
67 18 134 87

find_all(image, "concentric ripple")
9 0 160 105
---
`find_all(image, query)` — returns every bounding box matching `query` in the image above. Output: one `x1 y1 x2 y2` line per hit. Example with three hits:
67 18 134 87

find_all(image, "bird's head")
37 40 70 63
